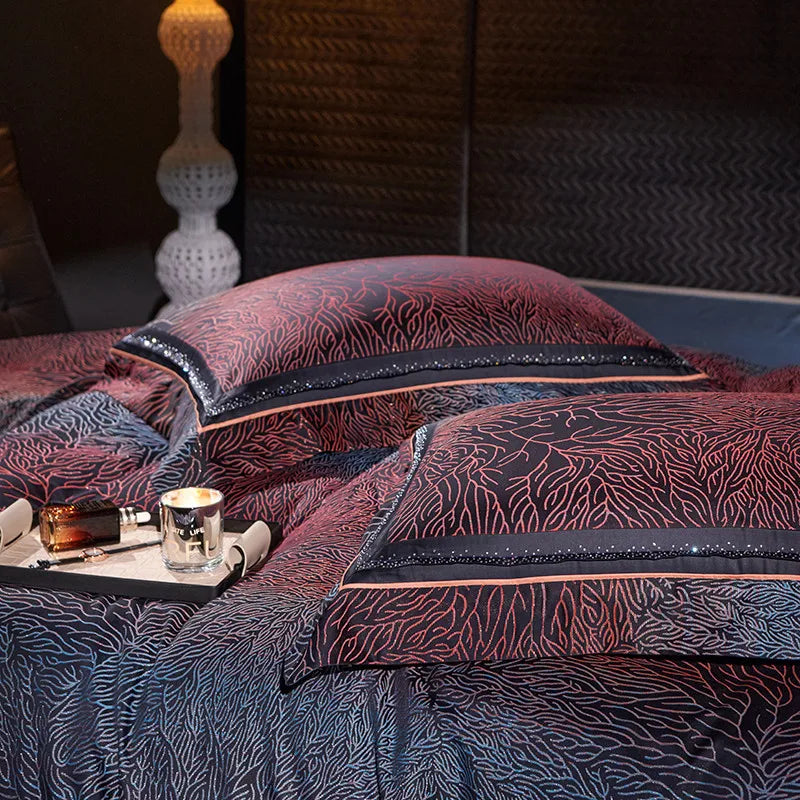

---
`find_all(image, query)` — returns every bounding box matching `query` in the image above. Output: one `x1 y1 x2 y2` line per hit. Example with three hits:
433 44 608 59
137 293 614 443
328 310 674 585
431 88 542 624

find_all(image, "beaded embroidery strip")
348 527 800 584
116 328 700 426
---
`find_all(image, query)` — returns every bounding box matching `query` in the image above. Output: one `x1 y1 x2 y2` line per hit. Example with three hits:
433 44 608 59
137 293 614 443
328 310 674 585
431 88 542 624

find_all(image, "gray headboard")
245 0 800 296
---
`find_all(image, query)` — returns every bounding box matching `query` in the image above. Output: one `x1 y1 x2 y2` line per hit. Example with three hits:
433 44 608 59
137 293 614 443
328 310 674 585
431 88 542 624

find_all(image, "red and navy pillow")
286 392 800 683
113 256 704 433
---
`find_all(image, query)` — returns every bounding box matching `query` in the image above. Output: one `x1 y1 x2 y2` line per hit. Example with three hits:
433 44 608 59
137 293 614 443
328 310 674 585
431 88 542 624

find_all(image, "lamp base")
155 228 240 315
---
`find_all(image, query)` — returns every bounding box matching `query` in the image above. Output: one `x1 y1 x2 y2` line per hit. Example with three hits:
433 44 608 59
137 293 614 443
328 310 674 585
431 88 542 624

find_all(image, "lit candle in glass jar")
160 487 224 572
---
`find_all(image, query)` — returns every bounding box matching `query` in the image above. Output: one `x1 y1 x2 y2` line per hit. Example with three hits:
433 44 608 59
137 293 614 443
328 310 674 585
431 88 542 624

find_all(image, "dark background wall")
0 1 175 263
246 0 800 295
0 0 246 327
245 0 473 274
468 0 800 294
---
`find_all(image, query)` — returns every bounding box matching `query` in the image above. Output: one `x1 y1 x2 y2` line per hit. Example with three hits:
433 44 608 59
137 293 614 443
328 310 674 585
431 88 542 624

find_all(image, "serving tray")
0 518 280 603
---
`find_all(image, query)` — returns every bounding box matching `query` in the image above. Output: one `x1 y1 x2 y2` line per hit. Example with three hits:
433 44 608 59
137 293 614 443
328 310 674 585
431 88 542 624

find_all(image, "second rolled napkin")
226 521 272 577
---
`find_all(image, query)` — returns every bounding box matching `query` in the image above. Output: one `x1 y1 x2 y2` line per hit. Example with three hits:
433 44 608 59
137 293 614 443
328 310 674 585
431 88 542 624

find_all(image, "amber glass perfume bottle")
38 500 151 552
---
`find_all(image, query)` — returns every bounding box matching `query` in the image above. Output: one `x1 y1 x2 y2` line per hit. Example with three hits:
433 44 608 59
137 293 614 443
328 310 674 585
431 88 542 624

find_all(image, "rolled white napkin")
0 499 33 551
226 521 271 577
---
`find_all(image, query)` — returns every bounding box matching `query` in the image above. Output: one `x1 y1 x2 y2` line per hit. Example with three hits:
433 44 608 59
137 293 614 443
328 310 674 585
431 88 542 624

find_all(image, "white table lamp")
155 0 240 317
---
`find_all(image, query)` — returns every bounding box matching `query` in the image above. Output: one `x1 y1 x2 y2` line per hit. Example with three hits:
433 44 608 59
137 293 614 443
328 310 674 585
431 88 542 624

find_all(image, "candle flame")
161 487 222 508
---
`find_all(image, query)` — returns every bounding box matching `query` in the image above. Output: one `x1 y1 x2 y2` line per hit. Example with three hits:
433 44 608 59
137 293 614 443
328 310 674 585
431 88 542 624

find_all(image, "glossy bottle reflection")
38 500 150 553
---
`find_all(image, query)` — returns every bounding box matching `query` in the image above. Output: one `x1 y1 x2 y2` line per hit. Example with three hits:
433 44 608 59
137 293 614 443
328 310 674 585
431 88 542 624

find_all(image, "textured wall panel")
245 0 469 278
470 0 800 294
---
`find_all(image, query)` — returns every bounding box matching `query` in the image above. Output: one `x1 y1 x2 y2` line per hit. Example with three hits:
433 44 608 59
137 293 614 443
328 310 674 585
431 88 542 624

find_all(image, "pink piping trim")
340 571 800 591
111 347 708 434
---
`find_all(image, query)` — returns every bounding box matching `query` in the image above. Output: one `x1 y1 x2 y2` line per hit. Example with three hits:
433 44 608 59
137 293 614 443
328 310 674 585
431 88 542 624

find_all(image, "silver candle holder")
160 487 224 572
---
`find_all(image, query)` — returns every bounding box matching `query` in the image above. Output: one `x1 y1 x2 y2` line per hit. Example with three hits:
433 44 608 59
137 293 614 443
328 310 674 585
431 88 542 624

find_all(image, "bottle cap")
120 507 152 534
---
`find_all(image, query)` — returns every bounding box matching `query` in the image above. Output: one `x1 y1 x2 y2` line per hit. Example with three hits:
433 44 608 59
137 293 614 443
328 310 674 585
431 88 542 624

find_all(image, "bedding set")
0 256 799 799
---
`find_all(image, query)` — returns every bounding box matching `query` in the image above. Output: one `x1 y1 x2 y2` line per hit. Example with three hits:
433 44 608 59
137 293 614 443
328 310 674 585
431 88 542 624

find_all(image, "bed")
3 1 799 794
1 255 799 799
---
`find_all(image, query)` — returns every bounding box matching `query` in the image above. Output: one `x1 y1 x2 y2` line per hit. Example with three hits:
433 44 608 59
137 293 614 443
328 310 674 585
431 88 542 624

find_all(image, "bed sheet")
0 329 129 429
6 435 800 800
126 451 800 800
0 330 799 799
675 346 800 394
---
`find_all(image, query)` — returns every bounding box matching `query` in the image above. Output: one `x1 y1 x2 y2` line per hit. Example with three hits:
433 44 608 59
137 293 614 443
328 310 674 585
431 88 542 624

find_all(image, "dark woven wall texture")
246 0 800 295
